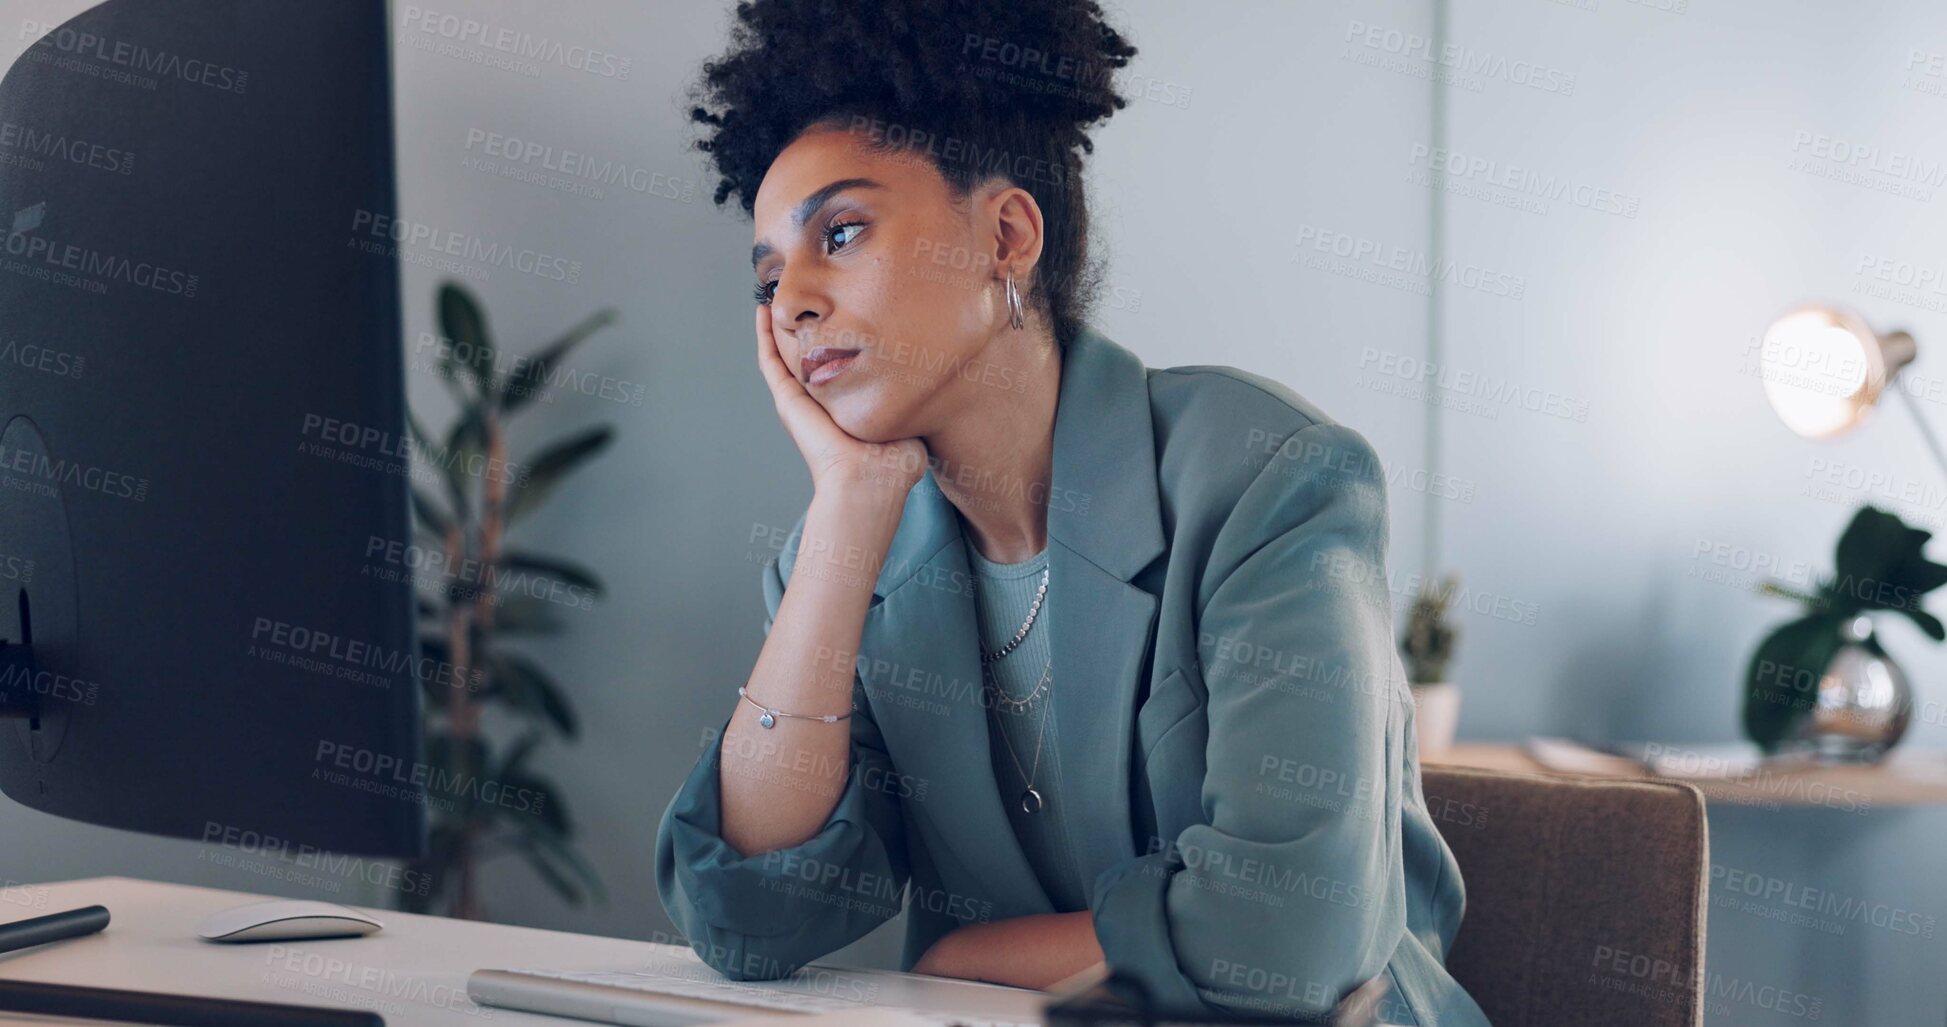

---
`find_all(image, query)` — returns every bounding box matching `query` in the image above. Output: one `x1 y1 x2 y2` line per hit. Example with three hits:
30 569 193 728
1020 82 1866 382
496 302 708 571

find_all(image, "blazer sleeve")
653 540 912 981
1089 420 1410 1019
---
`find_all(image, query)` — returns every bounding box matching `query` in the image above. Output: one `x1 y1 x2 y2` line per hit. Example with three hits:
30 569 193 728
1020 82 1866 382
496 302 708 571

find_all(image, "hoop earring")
1004 270 1025 331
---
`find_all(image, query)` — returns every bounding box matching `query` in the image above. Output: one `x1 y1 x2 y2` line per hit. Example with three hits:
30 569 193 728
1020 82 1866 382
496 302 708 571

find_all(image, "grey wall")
1430 1 1947 1023
3 0 1944 1023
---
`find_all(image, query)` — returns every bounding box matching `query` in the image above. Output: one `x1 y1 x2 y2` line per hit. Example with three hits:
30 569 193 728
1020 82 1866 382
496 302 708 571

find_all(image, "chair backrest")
1421 765 1709 1027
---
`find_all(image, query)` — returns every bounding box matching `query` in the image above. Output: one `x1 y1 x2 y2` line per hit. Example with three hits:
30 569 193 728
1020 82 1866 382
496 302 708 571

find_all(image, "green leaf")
406 410 443 464
501 309 619 415
542 830 605 903
498 729 544 779
417 638 458 708
1757 580 1824 607
498 549 605 597
488 651 578 738
520 840 586 905
519 827 606 905
409 487 451 535
423 731 488 778
422 409 486 524
408 412 471 528
498 771 570 839
446 409 486 487
506 426 615 524
1830 505 1947 615
1895 604 1947 642
395 822 465 914
1742 613 1847 750
489 596 567 636
443 407 484 457
438 283 496 393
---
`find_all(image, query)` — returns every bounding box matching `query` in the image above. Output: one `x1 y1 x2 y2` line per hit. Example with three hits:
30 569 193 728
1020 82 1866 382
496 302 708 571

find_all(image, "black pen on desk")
0 905 109 956
0 979 385 1027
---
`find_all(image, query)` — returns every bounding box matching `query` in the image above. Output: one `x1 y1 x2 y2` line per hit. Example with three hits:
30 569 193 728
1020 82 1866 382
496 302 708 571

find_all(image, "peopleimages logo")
0 336 84 379
349 209 583 285
461 128 695 202
1790 131 1947 186
1406 143 1640 218
0 440 149 502
2 203 199 297
16 19 248 93
398 6 633 79
1343 20 1577 95
249 616 484 692
0 120 135 175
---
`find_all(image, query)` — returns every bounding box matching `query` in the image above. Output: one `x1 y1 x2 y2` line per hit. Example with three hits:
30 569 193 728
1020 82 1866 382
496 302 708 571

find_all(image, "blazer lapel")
849 325 1167 915
855 489 1053 914
1043 327 1167 896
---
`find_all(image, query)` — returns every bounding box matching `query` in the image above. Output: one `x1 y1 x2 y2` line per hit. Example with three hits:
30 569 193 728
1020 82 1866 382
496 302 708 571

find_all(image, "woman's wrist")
806 481 908 546
788 485 907 592
813 470 917 513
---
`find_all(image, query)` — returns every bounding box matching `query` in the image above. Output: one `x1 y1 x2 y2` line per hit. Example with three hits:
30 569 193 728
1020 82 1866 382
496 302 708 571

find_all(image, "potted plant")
399 281 619 918
1743 505 1946 763
1401 572 1462 760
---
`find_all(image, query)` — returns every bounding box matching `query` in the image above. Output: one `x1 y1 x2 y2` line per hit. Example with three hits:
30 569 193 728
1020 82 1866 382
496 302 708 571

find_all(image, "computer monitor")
0 0 425 858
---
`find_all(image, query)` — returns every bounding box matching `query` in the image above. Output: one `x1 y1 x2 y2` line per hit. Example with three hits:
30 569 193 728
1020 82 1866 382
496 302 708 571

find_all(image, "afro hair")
687 0 1139 347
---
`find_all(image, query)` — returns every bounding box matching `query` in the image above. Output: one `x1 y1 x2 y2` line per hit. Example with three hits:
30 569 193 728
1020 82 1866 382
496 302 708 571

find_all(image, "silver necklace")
987 665 1052 814
985 655 1050 714
968 557 1047 664
968 544 1053 813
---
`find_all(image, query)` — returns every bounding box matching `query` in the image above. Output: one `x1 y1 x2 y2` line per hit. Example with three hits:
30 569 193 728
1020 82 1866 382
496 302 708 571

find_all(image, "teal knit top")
964 535 1091 913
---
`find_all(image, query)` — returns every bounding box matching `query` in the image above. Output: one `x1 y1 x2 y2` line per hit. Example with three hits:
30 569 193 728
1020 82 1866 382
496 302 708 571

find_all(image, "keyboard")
508 966 866 1013
471 964 1046 1026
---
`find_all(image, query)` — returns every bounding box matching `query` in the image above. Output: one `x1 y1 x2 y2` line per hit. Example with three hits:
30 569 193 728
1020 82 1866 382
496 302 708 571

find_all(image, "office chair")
1422 765 1710 1027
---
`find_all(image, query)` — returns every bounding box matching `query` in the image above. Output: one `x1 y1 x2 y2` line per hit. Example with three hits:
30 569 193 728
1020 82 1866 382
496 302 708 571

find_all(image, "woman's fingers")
755 306 817 427
755 304 844 462
754 305 799 399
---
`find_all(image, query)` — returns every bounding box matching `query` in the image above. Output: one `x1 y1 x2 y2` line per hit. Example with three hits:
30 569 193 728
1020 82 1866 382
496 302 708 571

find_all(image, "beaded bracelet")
737 685 857 729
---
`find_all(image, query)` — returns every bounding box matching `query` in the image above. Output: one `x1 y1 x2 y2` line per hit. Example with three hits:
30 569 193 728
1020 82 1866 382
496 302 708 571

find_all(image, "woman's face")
751 124 1024 443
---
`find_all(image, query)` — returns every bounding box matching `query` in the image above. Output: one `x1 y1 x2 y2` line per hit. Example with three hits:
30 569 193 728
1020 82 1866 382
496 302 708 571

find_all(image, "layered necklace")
969 548 1052 814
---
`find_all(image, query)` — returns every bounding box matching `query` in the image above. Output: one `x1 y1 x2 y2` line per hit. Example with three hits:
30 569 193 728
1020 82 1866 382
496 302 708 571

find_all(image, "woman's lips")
802 346 862 387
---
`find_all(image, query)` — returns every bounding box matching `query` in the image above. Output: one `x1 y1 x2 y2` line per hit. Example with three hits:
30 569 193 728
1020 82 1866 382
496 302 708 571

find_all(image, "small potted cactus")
1402 572 1462 759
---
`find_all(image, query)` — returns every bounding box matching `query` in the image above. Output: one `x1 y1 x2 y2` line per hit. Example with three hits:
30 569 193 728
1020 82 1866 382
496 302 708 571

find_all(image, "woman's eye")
752 221 864 305
825 220 865 252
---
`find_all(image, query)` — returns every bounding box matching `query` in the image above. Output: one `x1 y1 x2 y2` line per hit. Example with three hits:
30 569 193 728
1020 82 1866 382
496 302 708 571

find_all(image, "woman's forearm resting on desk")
912 911 1105 990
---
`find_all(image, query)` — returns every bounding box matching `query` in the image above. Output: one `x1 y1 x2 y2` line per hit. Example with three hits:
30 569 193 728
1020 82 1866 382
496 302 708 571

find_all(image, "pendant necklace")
969 553 1052 814
985 658 1052 813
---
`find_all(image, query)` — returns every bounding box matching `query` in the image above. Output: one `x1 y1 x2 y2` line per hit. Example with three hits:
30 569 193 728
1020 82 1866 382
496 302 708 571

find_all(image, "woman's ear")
988 185 1046 282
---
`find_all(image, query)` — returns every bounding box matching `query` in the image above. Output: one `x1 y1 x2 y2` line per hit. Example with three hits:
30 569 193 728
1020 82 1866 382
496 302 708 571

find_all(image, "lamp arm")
1894 385 1947 485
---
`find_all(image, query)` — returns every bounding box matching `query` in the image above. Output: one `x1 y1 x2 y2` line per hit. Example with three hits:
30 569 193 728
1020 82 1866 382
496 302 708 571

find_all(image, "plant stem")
454 409 509 921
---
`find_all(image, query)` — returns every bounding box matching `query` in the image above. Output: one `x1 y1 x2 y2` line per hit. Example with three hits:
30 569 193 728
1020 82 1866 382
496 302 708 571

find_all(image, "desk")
0 877 1044 1026
1430 743 1947 808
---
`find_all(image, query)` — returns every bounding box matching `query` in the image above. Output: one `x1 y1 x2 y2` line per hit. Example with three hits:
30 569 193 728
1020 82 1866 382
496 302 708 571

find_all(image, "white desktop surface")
0 878 1052 1026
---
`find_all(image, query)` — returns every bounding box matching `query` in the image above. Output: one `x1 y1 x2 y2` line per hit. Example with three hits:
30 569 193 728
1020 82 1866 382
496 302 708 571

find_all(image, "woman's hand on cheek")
754 304 929 501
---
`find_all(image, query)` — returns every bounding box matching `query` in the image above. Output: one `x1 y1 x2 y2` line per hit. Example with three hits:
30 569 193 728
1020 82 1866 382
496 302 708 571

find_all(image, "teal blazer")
657 326 1491 1025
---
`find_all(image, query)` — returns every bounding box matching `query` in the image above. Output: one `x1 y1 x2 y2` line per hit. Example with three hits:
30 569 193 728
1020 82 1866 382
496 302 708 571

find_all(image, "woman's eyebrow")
751 177 886 270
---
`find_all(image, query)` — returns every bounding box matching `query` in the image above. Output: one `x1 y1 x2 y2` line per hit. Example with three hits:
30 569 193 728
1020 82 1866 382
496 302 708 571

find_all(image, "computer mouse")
195 900 384 943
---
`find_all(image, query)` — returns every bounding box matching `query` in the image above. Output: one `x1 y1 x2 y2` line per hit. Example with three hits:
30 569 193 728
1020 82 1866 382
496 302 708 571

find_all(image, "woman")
655 2 1491 1022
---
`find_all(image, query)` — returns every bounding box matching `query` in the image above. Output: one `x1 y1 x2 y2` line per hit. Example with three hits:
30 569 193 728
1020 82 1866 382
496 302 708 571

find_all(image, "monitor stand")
0 627 34 721
0 416 75 762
